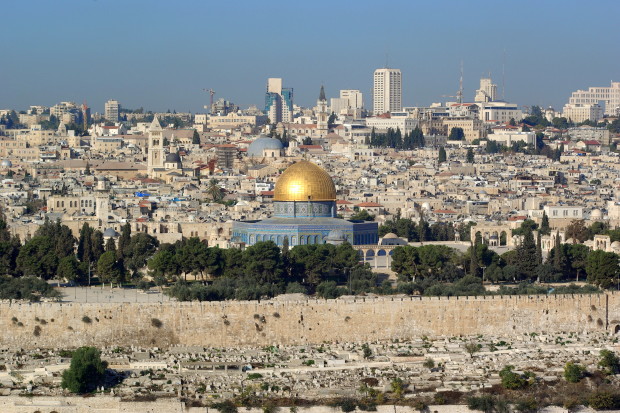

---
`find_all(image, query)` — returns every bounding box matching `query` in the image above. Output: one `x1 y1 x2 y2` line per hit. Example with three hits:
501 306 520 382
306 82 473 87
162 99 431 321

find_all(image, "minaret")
317 85 329 136
147 116 164 177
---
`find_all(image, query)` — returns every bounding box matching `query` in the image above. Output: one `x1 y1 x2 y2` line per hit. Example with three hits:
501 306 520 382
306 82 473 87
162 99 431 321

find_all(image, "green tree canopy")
61 347 108 393
449 127 465 140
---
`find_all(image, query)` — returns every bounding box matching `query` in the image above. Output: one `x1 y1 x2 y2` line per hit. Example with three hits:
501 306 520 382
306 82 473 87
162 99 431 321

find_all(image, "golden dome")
273 160 336 202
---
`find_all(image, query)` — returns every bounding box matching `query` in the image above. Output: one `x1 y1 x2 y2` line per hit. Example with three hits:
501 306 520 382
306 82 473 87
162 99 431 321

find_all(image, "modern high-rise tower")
104 99 120 122
265 78 293 123
373 68 402 115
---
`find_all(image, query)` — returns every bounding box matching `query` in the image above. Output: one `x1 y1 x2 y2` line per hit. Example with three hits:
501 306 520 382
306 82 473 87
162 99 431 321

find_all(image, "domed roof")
0 159 12 168
247 135 283 157
274 160 336 202
591 209 603 219
165 152 181 163
326 229 346 241
611 241 620 249
383 232 399 239
103 228 119 238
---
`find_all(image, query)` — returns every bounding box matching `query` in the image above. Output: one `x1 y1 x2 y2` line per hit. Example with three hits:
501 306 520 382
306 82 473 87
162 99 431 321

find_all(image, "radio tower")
456 60 464 104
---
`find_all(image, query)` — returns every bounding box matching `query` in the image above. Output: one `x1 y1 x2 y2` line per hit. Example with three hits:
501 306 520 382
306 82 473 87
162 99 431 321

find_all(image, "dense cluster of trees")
367 127 425 149
2 202 619 302
0 211 159 291
161 241 374 301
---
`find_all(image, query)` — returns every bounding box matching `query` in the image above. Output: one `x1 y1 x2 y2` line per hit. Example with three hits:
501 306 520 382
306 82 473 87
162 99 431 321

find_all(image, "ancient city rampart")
1 293 619 350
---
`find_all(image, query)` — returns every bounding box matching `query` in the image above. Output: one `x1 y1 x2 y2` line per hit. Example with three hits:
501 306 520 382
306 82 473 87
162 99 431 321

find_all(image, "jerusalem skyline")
3 0 619 112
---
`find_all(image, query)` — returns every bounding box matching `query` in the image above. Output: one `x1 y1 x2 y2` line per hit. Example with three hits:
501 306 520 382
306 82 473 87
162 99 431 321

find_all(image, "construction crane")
202 88 215 111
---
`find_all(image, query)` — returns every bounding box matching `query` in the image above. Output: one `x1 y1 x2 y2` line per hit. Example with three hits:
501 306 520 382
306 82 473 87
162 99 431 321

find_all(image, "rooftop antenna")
457 60 464 104
385 52 389 68
502 48 506 100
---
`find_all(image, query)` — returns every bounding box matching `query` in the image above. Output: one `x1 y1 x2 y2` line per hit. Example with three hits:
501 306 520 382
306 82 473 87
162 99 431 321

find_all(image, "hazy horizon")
3 0 619 114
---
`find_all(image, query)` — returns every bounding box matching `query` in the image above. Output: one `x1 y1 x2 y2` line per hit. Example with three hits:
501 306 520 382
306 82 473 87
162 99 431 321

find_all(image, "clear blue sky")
3 0 619 113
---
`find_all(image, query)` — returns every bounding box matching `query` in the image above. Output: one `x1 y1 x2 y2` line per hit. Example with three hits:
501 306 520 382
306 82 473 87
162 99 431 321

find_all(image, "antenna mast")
457 60 463 104
502 49 506 100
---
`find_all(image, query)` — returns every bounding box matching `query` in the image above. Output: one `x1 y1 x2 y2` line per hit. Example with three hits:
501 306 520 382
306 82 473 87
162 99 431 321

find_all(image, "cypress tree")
536 231 543 265
540 211 550 235
470 242 479 277
516 228 538 280
438 146 447 163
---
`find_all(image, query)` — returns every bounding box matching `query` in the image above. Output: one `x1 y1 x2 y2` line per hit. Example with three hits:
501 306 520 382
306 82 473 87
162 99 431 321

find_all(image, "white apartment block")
543 205 583 220
50 102 77 119
562 103 603 123
104 99 120 122
567 81 620 116
373 68 402 115
480 102 523 123
489 130 536 146
207 113 268 130
365 115 418 135
567 126 610 145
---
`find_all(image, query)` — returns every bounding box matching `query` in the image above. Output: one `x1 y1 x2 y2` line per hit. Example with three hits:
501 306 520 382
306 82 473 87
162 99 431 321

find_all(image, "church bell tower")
147 116 164 177
317 85 329 136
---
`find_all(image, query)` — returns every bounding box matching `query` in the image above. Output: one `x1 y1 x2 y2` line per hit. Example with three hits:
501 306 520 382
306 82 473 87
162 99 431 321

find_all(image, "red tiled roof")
337 200 353 204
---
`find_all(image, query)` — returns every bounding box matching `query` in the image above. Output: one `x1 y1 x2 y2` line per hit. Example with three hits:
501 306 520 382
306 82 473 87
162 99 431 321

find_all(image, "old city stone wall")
0 293 619 350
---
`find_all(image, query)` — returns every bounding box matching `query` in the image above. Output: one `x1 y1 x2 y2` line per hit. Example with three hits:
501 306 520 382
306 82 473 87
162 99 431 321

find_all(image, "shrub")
213 400 238 413
423 358 435 369
82 316 92 324
61 347 108 394
247 373 263 380
33 326 41 337
467 395 496 413
588 391 620 410
598 349 620 375
362 344 372 359
151 318 163 328
514 397 538 413
334 398 356 413
564 362 586 383
499 365 529 390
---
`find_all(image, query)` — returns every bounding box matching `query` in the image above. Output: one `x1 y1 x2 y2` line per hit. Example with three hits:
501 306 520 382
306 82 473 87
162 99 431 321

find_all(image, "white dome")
247 135 284 157
591 209 603 219
421 202 431 211
383 232 399 239
0 159 12 168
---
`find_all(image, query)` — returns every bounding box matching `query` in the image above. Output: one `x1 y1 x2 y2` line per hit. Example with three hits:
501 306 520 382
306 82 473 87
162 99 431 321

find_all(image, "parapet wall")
1 293 619 349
